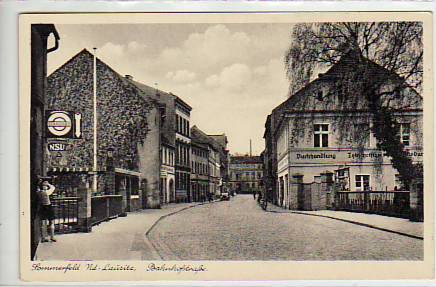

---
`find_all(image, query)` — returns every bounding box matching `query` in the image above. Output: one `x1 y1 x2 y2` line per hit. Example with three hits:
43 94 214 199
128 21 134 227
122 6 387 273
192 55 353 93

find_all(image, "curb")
145 200 219 236
286 210 423 240
144 200 220 260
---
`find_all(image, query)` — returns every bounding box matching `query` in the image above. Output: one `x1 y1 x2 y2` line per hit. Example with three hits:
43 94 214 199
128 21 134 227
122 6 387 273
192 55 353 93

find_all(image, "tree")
285 22 423 187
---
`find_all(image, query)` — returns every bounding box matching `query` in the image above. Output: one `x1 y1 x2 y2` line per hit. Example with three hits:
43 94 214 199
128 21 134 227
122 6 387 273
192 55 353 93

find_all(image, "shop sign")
46 110 82 139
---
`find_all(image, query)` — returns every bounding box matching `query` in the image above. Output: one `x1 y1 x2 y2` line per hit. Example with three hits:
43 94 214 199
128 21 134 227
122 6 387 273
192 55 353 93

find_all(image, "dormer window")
317 90 324 101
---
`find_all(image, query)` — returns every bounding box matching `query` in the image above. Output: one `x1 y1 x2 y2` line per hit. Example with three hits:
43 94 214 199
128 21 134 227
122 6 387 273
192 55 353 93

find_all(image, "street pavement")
35 194 423 261
35 202 211 261
148 194 423 260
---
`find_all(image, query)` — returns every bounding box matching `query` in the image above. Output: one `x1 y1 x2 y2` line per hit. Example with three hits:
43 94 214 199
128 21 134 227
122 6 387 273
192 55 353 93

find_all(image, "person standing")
37 179 57 242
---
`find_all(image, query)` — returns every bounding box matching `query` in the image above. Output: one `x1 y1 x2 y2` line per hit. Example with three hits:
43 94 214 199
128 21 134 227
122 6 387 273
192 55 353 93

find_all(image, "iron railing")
91 195 123 225
335 191 410 218
51 197 80 233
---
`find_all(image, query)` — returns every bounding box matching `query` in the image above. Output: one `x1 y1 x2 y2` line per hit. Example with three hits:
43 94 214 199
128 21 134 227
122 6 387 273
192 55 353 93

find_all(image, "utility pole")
92 47 98 194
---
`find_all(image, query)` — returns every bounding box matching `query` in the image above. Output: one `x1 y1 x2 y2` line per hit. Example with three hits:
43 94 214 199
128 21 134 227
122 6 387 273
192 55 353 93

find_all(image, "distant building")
190 137 209 202
191 126 227 198
229 156 263 194
208 134 230 193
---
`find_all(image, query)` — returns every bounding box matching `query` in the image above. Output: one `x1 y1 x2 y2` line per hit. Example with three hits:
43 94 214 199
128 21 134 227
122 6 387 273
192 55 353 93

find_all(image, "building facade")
190 140 209 202
175 98 192 202
190 125 227 199
229 156 263 194
128 79 179 205
209 134 230 194
270 52 423 209
160 142 175 204
46 49 162 210
30 24 60 259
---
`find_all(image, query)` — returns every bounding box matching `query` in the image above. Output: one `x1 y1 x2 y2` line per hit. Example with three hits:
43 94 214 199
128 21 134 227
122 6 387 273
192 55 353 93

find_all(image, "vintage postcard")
20 12 434 281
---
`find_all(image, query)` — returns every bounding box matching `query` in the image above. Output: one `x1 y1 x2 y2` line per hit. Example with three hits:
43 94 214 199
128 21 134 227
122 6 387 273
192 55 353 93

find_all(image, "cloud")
153 25 254 76
203 63 252 92
205 74 220 88
127 41 147 53
166 69 197 83
99 42 124 58
48 23 293 154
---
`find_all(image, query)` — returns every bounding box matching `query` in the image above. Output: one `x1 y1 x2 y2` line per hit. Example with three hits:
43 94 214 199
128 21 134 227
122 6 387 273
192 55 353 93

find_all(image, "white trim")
114 168 141 177
354 174 371 191
313 122 329 148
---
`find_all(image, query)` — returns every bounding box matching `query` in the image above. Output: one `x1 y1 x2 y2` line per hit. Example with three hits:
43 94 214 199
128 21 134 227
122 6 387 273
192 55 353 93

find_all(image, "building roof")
269 50 423 136
174 94 192 111
191 125 225 156
208 134 228 149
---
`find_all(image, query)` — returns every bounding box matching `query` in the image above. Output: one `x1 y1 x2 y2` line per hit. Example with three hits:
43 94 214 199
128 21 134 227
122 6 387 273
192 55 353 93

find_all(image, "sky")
47 23 293 155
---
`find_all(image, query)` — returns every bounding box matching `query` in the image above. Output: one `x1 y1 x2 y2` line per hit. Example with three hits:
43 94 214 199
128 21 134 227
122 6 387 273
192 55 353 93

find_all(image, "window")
176 115 179 132
355 175 370 191
400 123 411 146
314 124 329 147
317 90 323 101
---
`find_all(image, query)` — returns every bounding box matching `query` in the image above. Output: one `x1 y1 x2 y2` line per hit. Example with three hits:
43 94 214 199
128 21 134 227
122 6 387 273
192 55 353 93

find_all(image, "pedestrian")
253 190 256 199
37 178 57 242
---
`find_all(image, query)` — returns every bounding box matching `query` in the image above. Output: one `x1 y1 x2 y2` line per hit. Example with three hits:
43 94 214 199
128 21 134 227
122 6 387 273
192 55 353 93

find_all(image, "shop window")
400 123 411 146
355 175 370 191
314 124 329 148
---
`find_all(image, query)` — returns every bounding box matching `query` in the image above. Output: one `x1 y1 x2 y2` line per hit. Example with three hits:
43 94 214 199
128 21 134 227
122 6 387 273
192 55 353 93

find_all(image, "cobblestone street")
148 195 423 260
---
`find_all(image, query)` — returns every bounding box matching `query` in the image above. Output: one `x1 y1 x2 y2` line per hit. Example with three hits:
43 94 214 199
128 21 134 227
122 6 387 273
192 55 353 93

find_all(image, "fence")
91 195 124 225
51 197 80 233
335 191 410 218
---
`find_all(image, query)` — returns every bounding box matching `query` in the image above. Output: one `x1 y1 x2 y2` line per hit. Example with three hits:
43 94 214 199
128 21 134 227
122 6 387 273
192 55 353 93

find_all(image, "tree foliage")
285 22 423 187
286 22 423 95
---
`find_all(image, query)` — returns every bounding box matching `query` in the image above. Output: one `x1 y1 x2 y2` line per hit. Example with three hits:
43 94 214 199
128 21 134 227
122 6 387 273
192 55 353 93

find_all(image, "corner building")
272 52 423 209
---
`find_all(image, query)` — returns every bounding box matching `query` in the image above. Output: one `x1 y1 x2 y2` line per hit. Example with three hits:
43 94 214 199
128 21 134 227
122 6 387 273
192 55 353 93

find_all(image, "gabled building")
127 79 176 205
191 126 226 199
208 134 230 194
46 49 162 210
268 51 423 209
190 133 210 202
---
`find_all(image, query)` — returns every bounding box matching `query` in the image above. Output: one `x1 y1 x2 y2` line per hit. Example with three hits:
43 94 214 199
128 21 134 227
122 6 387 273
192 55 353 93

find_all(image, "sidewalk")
35 201 212 261
269 205 423 239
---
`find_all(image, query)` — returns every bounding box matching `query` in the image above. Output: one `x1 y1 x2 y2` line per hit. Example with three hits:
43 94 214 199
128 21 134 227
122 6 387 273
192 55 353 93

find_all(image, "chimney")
125 75 133 80
249 139 252 157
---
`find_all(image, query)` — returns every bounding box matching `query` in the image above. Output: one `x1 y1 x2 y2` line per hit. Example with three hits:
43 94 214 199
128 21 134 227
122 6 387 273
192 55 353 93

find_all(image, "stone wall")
46 49 152 172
